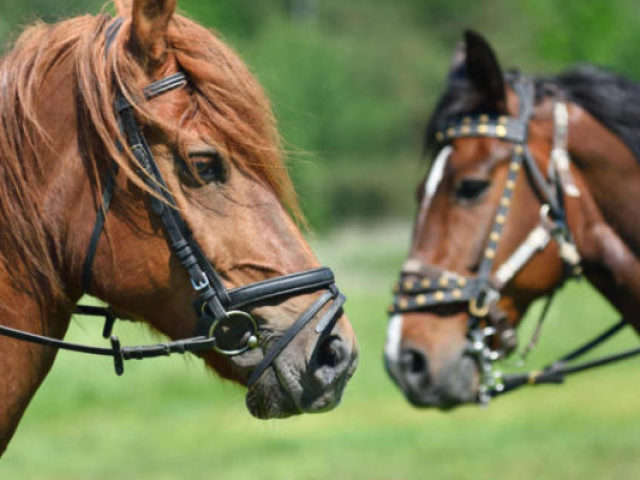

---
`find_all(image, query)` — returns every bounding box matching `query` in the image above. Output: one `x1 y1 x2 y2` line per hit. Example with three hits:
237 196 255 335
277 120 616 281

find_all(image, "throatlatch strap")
81 169 116 292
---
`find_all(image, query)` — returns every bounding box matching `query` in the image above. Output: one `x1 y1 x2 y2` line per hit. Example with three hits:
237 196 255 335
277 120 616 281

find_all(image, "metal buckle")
469 297 491 317
191 274 210 292
207 310 259 356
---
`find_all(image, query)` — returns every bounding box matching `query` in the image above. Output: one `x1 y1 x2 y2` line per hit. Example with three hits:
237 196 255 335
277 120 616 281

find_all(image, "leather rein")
0 18 345 387
390 75 640 404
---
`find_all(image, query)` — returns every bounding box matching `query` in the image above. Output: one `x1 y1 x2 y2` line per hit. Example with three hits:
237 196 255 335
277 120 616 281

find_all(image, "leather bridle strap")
227 268 336 311
114 88 231 319
494 319 640 396
247 287 345 387
81 171 116 292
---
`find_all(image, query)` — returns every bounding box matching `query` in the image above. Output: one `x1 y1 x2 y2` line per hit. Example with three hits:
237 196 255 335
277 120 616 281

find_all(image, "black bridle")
0 18 345 387
390 74 640 404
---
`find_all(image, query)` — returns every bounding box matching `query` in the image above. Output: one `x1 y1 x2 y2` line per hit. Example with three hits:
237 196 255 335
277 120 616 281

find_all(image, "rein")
390 75 640 404
0 19 346 384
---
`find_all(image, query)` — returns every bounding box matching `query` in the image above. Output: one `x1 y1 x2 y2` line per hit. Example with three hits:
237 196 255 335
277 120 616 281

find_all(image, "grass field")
3 221 640 480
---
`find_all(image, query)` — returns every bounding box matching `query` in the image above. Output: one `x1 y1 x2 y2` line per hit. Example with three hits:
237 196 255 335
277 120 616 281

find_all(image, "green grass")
3 222 640 479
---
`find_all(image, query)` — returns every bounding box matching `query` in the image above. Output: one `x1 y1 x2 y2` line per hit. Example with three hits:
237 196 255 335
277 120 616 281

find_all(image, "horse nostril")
399 347 431 389
317 335 346 370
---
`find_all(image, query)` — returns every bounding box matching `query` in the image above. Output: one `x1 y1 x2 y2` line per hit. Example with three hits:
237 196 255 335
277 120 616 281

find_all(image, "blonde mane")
0 12 301 304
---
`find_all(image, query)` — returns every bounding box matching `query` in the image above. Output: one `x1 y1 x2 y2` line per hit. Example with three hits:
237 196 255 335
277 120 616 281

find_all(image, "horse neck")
0 55 87 452
0 262 75 453
566 103 640 328
568 103 640 254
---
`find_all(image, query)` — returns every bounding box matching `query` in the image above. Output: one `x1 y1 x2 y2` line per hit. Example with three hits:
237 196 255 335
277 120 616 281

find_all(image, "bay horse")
0 0 358 452
386 30 640 408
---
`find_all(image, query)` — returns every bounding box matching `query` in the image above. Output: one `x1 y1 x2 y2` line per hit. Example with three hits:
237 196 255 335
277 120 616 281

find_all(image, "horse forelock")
0 10 302 307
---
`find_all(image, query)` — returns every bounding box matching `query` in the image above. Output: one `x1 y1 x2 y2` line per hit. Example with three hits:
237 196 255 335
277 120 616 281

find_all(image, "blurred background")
2 1 640 479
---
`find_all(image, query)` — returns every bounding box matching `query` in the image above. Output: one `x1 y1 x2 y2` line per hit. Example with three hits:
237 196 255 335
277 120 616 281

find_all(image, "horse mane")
0 12 300 306
425 64 640 162
540 65 640 161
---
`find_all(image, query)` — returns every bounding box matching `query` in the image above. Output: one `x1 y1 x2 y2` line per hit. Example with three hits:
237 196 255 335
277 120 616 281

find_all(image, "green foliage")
2 0 640 229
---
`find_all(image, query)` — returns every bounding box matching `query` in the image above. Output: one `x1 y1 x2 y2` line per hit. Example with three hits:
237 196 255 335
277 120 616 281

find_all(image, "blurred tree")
1 0 639 229
287 0 318 22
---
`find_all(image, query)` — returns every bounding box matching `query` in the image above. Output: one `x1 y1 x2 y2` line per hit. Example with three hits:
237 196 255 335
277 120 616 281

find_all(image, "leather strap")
144 73 188 100
81 168 116 292
247 288 339 387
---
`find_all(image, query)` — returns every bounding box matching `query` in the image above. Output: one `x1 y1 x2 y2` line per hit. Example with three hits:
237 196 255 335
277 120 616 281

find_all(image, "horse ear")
113 0 132 16
448 40 467 83
129 0 177 69
462 30 506 110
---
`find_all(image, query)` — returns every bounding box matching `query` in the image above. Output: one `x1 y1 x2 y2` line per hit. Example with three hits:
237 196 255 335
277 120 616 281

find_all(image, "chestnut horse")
0 0 358 452
386 30 640 408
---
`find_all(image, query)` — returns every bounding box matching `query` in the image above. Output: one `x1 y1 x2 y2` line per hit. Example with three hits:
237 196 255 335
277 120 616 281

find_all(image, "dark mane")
542 65 640 160
425 65 640 161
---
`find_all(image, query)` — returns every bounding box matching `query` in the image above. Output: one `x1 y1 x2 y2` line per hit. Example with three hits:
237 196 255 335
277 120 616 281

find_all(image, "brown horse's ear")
129 0 177 70
113 0 132 16
463 30 506 111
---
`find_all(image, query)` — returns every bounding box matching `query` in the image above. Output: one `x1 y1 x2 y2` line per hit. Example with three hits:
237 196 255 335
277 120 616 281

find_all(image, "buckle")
469 297 491 318
191 273 210 292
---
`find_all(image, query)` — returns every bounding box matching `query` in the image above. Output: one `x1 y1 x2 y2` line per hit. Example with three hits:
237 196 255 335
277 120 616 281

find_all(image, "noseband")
0 18 345 386
390 75 583 404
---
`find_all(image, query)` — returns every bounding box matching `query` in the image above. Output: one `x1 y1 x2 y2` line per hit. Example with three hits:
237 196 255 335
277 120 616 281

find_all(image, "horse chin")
244 366 300 419
244 353 354 419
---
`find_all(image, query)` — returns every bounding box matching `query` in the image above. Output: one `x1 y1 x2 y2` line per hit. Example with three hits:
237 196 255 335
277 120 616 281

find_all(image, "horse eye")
455 178 490 202
188 150 228 185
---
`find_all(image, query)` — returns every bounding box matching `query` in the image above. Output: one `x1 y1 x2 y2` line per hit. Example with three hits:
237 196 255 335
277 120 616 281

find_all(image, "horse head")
0 0 358 450
384 30 640 408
